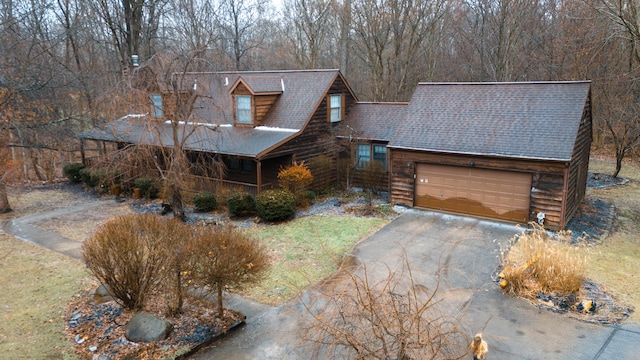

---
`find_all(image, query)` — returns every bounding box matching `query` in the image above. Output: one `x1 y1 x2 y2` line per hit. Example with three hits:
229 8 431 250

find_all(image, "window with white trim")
329 94 343 122
151 94 163 118
236 95 252 124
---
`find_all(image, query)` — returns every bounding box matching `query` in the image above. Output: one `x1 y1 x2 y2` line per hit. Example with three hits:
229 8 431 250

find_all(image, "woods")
1 0 639 188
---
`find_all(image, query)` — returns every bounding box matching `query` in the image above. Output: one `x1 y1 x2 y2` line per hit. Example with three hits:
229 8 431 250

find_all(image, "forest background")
1 0 639 203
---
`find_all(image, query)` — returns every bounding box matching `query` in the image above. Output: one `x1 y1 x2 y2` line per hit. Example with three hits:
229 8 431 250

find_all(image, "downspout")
560 164 569 230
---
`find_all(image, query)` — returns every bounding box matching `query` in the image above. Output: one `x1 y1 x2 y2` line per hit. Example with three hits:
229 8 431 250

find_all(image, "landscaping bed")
66 292 244 359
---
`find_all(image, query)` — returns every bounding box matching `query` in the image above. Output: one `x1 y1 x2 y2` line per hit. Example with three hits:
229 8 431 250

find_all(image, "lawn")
241 215 389 305
584 159 640 321
0 232 93 359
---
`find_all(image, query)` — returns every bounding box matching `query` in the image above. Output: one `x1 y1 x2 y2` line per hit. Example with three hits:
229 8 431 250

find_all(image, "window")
151 94 163 118
236 95 252 124
329 94 343 122
373 145 387 170
227 157 253 172
356 144 370 169
356 143 387 171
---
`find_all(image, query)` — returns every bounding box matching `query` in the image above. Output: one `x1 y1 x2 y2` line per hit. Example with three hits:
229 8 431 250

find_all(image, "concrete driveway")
193 210 640 359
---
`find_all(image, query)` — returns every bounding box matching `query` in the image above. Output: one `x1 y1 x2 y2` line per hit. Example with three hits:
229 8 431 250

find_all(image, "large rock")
93 284 115 305
125 312 173 342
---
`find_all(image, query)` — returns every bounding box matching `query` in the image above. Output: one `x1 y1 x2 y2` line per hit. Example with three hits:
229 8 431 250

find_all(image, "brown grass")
0 232 93 359
584 158 640 321
500 223 586 297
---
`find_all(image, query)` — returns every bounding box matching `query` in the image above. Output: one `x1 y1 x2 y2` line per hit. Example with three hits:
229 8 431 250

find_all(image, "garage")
415 164 532 223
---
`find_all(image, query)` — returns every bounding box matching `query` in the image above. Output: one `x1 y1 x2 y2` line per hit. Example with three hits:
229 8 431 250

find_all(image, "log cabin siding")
262 75 356 189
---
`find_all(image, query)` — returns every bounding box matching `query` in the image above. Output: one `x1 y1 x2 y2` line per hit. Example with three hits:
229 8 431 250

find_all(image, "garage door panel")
415 164 531 223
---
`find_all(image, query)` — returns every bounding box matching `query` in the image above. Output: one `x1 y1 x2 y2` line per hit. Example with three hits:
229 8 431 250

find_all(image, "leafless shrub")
302 256 467 360
499 223 586 297
189 226 270 318
82 213 192 310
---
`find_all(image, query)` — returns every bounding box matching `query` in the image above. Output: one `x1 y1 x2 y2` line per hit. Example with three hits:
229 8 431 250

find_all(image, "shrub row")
82 213 269 316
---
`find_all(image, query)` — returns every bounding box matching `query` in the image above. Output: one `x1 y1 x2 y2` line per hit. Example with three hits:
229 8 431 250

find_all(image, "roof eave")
387 145 570 162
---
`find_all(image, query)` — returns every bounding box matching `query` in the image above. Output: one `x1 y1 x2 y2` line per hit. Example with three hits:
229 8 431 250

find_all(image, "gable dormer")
229 76 283 126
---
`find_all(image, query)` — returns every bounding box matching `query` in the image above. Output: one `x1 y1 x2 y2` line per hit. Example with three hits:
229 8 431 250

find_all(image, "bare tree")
190 226 269 318
350 0 449 101
283 0 336 69
217 0 270 70
302 255 468 359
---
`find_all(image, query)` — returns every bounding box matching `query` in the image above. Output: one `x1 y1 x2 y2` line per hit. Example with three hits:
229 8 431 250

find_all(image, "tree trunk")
217 282 224 319
171 186 185 221
0 181 12 213
613 151 623 178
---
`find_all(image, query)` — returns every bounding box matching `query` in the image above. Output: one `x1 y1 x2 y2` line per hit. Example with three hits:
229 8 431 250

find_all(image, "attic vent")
281 79 285 92
224 77 229 86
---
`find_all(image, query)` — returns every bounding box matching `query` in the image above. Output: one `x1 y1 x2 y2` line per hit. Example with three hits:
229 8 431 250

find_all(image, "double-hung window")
356 144 371 169
356 144 387 171
236 95 252 124
329 94 343 122
151 94 163 118
373 145 387 170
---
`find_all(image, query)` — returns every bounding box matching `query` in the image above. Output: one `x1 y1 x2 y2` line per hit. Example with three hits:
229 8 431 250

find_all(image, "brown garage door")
415 164 531 223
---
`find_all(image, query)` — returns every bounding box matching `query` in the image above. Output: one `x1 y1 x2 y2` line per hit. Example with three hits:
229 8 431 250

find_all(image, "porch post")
256 160 262 193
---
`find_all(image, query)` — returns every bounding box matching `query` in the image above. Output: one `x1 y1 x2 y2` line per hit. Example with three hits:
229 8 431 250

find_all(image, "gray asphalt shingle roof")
389 81 591 161
80 116 296 157
80 70 342 158
339 102 407 142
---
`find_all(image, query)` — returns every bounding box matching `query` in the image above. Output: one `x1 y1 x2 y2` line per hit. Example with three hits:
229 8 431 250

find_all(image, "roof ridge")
417 80 591 86
181 69 340 76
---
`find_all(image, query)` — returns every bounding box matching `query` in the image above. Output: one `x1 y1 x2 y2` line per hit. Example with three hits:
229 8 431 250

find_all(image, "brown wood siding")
263 76 356 190
390 149 568 229
255 95 279 125
561 95 593 229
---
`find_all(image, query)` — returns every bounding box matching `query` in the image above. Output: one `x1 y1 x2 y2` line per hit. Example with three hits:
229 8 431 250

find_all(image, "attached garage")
415 164 531 223
387 81 593 230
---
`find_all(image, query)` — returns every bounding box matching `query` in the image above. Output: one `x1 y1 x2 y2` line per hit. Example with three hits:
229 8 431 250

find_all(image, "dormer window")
329 94 343 122
236 95 252 124
151 94 163 118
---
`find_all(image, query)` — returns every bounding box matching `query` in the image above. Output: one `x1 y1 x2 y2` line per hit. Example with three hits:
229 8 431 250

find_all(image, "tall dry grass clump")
499 223 586 297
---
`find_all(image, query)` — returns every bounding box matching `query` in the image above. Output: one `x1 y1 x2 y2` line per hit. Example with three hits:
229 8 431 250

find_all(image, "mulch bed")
502 172 634 324
65 291 244 359
534 280 633 324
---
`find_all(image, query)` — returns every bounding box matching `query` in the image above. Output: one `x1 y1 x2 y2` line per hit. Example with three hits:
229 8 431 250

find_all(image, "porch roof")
79 115 297 158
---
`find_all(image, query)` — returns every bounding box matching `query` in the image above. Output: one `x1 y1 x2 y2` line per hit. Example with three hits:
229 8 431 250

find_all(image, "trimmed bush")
278 160 314 194
193 192 217 212
79 168 100 187
227 191 256 217
63 163 85 183
256 189 296 222
134 177 160 199
82 214 193 310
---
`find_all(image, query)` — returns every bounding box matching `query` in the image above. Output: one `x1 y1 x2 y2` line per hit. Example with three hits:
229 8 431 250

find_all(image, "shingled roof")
183 69 342 130
389 81 591 161
338 102 407 142
81 70 346 158
80 116 297 158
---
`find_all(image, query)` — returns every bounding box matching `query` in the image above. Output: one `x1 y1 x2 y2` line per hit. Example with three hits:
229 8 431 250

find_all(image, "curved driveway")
193 210 640 360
